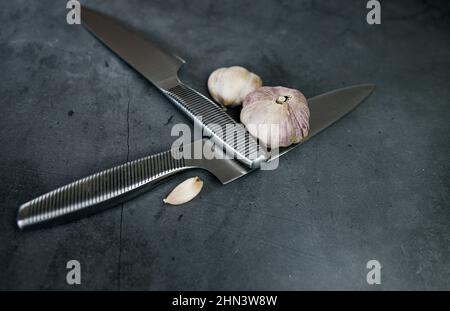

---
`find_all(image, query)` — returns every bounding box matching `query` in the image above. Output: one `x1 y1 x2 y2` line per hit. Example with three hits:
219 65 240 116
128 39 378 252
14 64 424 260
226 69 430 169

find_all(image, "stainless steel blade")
270 83 376 162
308 84 375 138
81 6 184 88
81 6 268 169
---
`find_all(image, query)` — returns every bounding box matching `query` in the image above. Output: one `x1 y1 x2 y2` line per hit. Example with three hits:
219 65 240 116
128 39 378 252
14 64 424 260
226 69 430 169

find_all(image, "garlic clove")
163 177 204 205
207 66 262 107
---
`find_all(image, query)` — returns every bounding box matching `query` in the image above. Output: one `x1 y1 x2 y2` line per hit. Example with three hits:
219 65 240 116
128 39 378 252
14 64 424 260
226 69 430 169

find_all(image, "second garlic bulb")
207 66 263 107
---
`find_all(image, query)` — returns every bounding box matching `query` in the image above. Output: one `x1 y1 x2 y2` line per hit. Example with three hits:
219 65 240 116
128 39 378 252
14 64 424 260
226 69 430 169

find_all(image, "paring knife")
16 7 375 230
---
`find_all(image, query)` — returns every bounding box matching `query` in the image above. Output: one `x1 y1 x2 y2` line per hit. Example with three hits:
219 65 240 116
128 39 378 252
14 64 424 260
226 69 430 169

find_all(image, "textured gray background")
0 0 449 290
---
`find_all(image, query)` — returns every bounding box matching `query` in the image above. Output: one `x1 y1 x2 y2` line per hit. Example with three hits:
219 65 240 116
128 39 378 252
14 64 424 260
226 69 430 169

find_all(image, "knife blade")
81 6 268 169
17 84 374 230
272 83 376 161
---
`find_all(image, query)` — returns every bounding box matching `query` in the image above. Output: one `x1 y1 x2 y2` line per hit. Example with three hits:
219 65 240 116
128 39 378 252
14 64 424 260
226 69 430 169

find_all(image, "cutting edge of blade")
309 83 376 103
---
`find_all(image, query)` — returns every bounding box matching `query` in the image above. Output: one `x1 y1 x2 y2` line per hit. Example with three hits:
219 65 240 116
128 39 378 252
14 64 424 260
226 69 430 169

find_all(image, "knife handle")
163 83 268 168
17 148 190 230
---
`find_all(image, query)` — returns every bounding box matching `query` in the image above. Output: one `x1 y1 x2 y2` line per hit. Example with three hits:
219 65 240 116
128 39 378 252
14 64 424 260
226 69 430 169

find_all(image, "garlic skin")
163 177 204 205
207 66 263 107
240 86 310 148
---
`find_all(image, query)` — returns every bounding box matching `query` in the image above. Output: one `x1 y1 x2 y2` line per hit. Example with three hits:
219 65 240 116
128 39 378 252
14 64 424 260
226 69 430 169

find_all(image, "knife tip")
362 83 376 90
358 83 376 97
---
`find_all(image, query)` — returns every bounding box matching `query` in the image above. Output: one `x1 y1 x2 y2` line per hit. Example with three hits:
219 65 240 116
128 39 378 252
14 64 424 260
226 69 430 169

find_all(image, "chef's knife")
17 84 375 230
81 6 268 169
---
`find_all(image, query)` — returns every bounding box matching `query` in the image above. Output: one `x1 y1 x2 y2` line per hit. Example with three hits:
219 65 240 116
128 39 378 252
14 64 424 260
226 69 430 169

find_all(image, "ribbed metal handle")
17 149 189 230
164 83 268 168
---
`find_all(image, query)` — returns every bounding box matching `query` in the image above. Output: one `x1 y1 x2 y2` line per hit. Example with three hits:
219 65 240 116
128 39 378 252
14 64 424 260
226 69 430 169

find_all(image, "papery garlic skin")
163 177 204 205
240 86 310 148
207 66 263 107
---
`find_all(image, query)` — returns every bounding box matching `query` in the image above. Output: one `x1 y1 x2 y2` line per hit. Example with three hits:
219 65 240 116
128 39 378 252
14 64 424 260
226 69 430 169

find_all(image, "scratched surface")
0 0 449 290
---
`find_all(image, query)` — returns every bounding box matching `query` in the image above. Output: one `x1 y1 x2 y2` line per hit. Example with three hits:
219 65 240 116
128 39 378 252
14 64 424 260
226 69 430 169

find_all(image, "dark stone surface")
0 0 449 290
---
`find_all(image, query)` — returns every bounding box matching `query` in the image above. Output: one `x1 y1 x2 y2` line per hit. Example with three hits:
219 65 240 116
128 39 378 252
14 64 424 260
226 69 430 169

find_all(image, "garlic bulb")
207 66 263 107
163 177 204 205
240 86 310 148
